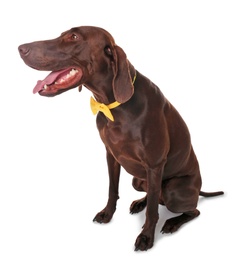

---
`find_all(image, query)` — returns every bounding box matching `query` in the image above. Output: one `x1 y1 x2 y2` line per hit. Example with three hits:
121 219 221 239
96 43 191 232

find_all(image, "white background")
0 0 237 259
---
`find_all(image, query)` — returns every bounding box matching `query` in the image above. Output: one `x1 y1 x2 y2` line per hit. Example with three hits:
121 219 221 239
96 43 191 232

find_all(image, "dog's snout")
18 44 30 56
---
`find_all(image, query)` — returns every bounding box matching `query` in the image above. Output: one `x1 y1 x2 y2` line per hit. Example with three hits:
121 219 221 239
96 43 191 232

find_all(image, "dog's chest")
99 122 136 154
97 120 148 178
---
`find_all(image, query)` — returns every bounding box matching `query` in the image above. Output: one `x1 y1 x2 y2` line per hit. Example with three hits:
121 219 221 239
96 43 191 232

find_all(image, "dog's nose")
18 44 30 56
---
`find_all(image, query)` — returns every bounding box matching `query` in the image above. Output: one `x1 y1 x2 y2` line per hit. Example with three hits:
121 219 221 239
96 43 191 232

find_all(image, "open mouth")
33 67 83 96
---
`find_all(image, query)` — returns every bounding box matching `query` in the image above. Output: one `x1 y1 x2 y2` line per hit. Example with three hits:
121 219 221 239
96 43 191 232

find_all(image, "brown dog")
18 26 223 251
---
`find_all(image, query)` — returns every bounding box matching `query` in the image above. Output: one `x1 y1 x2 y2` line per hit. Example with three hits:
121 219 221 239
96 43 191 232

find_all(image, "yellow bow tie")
90 97 121 121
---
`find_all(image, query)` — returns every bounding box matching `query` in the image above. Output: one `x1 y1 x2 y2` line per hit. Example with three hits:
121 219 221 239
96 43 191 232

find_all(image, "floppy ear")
111 45 134 103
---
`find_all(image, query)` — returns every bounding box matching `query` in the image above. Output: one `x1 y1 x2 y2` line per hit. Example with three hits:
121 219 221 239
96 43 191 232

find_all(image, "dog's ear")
110 45 134 103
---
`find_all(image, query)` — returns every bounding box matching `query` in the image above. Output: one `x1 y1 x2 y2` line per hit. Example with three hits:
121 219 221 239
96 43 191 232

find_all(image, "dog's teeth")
44 85 48 89
54 69 78 85
70 69 76 76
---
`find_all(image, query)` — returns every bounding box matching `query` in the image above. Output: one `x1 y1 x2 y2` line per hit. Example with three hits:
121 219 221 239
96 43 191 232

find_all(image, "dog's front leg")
93 149 120 223
134 165 163 251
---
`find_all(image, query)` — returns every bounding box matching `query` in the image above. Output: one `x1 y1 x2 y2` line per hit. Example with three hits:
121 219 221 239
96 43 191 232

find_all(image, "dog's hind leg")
161 173 201 233
130 177 147 213
132 177 147 192
161 210 200 233
130 196 147 214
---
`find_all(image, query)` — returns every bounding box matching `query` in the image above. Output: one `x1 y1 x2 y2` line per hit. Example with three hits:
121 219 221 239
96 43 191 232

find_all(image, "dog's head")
18 26 134 103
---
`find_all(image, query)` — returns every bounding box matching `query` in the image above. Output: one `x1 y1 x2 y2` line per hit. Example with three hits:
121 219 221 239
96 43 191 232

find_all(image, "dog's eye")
70 33 78 40
104 46 113 57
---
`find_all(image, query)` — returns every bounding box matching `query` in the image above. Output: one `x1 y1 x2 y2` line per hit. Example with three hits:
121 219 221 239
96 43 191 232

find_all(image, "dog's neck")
84 77 114 105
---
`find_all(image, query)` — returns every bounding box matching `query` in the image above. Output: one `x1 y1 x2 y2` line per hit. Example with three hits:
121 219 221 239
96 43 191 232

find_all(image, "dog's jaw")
33 67 83 97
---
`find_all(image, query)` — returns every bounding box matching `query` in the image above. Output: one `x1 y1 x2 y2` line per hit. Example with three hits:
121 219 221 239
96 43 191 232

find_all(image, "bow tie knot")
90 97 121 121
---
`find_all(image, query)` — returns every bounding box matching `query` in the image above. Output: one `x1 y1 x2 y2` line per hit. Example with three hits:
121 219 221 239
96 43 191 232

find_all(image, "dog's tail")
199 191 224 197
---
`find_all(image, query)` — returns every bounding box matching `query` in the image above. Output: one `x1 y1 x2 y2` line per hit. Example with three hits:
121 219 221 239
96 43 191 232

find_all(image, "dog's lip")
33 67 83 94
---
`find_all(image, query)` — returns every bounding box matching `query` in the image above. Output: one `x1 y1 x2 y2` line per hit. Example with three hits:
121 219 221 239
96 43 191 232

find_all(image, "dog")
18 26 224 251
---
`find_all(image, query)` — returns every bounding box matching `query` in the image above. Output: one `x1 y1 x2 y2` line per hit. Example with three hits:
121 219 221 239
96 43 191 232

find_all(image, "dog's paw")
93 210 113 224
130 197 147 214
161 219 180 234
134 233 154 251
161 210 200 234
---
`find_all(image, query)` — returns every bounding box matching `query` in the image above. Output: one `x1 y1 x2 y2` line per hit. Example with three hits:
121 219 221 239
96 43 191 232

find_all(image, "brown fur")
19 26 223 251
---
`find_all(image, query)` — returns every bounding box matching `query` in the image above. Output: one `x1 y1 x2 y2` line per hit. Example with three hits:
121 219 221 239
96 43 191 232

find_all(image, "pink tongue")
33 68 71 94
